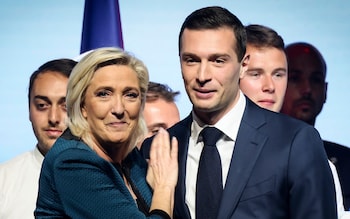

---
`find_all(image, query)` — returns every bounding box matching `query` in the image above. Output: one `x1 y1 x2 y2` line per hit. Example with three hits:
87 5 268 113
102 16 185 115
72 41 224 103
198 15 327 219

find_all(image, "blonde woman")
35 47 178 218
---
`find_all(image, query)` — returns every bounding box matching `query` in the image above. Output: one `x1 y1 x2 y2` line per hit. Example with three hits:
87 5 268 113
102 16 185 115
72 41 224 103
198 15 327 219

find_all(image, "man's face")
280 46 327 125
240 45 288 112
143 98 180 138
179 27 248 124
29 71 68 155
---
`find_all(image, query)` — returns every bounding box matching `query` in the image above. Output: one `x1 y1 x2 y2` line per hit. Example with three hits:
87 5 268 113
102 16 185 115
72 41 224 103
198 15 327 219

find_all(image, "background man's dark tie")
196 127 223 219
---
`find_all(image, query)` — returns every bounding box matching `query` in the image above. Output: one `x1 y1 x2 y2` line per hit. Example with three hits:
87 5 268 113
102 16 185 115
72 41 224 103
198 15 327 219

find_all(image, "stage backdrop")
0 0 349 162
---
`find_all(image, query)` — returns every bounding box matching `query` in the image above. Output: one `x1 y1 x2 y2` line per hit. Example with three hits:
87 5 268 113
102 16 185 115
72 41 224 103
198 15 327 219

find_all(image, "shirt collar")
191 90 246 143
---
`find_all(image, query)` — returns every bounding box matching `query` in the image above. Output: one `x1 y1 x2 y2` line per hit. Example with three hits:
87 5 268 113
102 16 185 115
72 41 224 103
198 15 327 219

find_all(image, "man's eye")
246 71 260 78
214 59 225 64
182 56 198 64
36 103 49 110
186 58 196 63
288 75 299 83
274 71 287 78
311 76 324 85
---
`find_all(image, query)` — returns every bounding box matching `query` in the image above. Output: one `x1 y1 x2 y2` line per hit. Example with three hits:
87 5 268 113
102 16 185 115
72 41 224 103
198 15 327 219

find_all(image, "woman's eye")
96 90 110 97
126 92 139 99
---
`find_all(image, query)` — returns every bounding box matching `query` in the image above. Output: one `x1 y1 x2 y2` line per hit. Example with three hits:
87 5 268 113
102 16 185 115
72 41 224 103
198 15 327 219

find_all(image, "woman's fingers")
147 128 178 189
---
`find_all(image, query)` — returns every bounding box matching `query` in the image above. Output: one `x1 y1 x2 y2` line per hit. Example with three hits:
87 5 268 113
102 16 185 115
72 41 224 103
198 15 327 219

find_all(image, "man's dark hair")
245 24 285 50
285 42 327 75
178 6 247 62
146 81 180 102
28 58 77 104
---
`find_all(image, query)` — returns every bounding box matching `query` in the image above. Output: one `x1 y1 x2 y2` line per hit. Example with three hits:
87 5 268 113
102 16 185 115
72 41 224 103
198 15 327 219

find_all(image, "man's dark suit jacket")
325 140 350 210
141 98 337 219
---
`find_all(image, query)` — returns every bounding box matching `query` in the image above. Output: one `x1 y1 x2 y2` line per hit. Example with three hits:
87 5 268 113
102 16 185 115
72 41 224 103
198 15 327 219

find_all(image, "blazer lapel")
217 98 268 218
169 115 192 219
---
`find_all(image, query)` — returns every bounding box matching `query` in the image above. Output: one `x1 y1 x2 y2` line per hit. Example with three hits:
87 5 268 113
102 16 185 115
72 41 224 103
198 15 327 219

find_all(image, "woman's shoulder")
45 129 93 162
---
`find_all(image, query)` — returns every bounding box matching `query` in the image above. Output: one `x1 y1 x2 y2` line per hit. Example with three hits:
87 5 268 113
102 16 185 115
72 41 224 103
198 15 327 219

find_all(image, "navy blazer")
325 140 350 210
141 98 337 219
35 129 159 218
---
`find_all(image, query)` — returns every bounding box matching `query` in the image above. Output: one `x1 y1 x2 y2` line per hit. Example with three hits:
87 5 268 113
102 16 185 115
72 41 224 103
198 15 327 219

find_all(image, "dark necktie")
196 127 223 219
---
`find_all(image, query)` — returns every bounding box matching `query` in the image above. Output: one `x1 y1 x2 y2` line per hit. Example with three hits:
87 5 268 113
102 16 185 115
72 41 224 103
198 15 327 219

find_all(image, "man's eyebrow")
181 52 198 58
33 95 66 104
209 53 231 58
273 68 287 72
181 52 231 59
246 67 263 72
33 95 51 103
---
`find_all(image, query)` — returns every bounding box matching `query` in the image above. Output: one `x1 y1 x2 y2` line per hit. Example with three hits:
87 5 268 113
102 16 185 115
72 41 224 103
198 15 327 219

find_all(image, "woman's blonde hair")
66 47 149 151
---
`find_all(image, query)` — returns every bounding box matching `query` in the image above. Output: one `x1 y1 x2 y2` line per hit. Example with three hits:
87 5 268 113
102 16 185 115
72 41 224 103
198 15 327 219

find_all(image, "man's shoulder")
0 149 41 188
324 140 350 163
0 150 35 171
324 140 350 152
245 99 310 131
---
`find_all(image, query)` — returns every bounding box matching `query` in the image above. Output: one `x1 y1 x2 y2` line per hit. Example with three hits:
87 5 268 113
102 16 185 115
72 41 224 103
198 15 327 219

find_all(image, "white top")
0 147 44 219
329 160 350 218
185 91 246 219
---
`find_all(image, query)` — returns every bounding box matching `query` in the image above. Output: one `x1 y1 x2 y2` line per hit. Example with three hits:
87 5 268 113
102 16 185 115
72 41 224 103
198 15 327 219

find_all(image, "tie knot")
200 127 223 146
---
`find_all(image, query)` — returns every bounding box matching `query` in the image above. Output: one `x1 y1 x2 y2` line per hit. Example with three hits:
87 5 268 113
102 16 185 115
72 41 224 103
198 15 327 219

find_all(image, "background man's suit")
325 141 350 210
142 98 337 219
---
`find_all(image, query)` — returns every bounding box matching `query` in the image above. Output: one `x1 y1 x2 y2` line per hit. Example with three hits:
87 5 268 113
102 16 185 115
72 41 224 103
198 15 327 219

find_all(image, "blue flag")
80 0 124 54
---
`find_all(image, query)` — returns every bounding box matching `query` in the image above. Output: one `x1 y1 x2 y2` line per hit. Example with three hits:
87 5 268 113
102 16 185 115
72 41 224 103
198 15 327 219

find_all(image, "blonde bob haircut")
66 47 149 151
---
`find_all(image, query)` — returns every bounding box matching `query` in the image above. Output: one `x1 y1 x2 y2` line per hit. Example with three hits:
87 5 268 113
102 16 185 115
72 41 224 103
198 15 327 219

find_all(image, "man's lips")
258 99 275 105
45 129 63 137
194 88 215 99
295 99 314 109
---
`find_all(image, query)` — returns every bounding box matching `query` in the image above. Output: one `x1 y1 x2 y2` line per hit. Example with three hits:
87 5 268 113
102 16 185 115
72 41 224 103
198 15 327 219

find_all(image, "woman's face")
82 64 141 151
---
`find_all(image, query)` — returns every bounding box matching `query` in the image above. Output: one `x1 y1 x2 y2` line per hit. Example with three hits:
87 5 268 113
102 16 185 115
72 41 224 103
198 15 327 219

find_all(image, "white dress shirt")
185 91 246 219
329 160 350 218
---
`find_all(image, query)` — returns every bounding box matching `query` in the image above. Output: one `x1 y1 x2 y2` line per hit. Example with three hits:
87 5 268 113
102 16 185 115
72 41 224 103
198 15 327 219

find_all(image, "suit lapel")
169 115 192 219
217 98 268 218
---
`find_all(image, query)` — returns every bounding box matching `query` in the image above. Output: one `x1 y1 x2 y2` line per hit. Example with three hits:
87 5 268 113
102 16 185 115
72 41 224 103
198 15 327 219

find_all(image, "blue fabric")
80 0 124 53
141 97 337 219
35 130 163 219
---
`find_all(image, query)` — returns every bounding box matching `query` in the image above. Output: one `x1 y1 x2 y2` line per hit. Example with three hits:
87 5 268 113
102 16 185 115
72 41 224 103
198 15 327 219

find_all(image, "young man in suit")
241 24 349 218
281 42 350 211
239 24 288 113
142 6 336 218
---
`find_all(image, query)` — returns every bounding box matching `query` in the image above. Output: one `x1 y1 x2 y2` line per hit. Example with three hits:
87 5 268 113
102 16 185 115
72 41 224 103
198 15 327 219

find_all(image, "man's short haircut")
146 81 180 103
285 42 327 75
245 24 285 50
178 6 247 62
28 58 77 104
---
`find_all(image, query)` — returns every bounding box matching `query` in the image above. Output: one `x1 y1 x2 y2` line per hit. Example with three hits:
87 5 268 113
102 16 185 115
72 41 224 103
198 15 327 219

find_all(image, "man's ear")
240 54 250 78
324 81 328 103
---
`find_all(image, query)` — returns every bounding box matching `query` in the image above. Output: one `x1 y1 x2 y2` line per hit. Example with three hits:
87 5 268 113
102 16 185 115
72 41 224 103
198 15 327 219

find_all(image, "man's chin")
296 112 315 124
